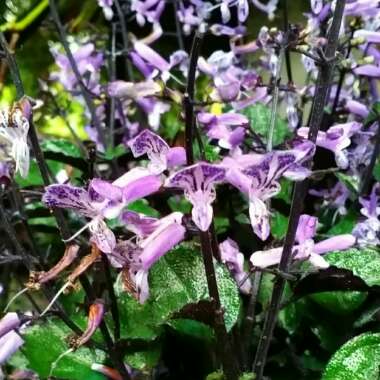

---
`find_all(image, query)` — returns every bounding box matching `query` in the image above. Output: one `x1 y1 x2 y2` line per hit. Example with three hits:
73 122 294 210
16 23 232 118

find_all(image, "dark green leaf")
127 199 160 217
116 244 241 340
22 319 106 380
242 103 290 147
311 249 380 314
41 139 82 158
322 333 380 380
167 319 214 342
326 210 357 236
270 212 288 240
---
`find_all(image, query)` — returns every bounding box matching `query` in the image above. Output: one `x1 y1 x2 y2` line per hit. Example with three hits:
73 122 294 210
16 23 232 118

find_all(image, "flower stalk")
253 1 347 379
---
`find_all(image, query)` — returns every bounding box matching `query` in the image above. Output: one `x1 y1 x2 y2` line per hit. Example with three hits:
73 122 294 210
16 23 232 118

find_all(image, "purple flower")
98 0 113 20
136 98 170 130
210 24 246 37
344 0 380 16
310 182 350 216
43 168 161 252
250 234 355 268
353 64 380 78
353 184 380 247
113 212 185 303
127 129 186 173
345 99 369 118
166 163 226 232
224 142 315 240
197 112 248 149
251 0 279 19
0 98 31 178
107 80 161 100
297 122 361 169
220 238 251 294
131 0 165 26
50 43 103 92
0 331 24 365
0 313 20 339
296 214 318 244
353 30 380 44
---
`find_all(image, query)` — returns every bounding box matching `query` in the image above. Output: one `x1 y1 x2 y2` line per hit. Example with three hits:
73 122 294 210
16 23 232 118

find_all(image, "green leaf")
274 179 293 204
258 273 306 334
41 139 82 158
322 333 380 380
373 161 380 182
116 244 241 340
167 196 192 213
127 199 160 217
241 103 290 147
103 144 127 160
311 249 380 314
326 210 357 236
335 172 359 194
167 319 214 342
354 301 380 328
124 342 162 371
15 160 65 187
363 101 380 126
22 319 106 380
214 217 230 235
161 104 183 140
270 212 288 240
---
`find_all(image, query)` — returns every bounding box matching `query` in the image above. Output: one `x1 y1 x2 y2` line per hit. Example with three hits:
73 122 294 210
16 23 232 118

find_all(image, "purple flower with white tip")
353 184 380 247
43 168 161 253
224 142 315 240
220 238 251 294
127 129 186 173
131 0 165 26
98 0 113 20
166 163 226 232
250 232 356 269
0 313 23 365
252 0 279 19
197 112 248 150
107 80 161 100
112 212 185 303
298 122 361 169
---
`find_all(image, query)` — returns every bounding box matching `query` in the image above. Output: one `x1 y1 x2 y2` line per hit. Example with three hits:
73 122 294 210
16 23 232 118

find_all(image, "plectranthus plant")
0 0 379 379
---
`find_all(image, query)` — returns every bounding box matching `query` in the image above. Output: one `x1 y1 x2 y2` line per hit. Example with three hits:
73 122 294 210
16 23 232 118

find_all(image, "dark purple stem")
252 1 346 379
184 31 203 165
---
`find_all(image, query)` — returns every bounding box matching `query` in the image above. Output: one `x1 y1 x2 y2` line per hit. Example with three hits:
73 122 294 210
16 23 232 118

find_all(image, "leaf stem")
252 1 346 379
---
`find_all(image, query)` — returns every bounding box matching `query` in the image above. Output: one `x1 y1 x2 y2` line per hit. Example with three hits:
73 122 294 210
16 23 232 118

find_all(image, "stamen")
4 287 29 312
39 282 71 317
62 221 92 243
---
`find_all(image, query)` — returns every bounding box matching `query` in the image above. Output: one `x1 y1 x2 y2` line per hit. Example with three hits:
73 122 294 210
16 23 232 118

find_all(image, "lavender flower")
223 142 315 240
127 129 186 173
297 122 361 169
166 163 226 232
98 0 113 20
197 112 248 150
220 238 251 294
43 168 161 252
353 184 380 247
0 313 23 365
0 98 31 178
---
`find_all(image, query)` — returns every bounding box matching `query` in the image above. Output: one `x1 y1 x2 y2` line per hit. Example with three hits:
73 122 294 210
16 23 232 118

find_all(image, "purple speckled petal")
127 129 169 173
43 184 97 218
89 219 116 254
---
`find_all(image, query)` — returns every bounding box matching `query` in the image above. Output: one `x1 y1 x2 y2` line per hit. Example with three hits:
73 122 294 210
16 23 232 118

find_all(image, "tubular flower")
112 212 185 303
224 141 315 240
219 238 251 294
127 129 186 173
43 168 161 253
0 97 31 178
166 163 226 232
